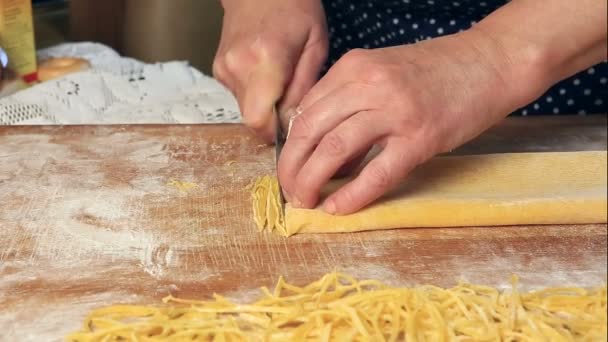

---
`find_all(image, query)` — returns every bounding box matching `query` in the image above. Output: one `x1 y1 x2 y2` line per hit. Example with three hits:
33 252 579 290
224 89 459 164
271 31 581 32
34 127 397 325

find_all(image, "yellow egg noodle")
249 175 287 236
67 272 606 341
167 179 198 193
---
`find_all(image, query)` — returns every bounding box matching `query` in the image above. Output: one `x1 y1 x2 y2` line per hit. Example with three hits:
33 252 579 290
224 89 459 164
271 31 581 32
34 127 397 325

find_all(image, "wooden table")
1 116 606 341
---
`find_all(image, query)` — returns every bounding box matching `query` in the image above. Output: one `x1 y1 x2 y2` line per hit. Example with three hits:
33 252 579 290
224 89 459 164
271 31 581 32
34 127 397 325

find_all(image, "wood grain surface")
1 116 606 341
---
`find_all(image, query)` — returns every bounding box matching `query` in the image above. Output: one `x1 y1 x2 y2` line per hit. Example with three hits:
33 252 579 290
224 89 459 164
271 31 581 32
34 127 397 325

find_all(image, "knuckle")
345 80 372 95
336 187 355 208
212 59 227 80
224 48 241 70
252 35 281 60
244 114 268 131
319 132 347 157
361 65 392 84
394 112 428 137
393 116 417 134
338 49 367 69
365 164 392 189
343 48 367 62
290 114 314 139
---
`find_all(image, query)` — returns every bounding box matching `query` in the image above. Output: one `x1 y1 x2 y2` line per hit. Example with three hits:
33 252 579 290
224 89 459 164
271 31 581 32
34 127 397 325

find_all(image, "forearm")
465 0 607 110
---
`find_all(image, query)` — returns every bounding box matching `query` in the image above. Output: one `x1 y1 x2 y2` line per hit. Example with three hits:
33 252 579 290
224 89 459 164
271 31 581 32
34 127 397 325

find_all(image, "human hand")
278 30 540 214
213 0 328 142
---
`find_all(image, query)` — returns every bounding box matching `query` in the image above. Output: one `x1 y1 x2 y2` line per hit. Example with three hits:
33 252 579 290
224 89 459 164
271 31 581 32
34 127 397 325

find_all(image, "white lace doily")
0 42 241 125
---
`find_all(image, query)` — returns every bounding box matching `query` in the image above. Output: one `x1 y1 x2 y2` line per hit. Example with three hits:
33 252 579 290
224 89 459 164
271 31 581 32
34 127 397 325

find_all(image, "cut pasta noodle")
67 272 607 341
167 179 198 193
249 175 287 236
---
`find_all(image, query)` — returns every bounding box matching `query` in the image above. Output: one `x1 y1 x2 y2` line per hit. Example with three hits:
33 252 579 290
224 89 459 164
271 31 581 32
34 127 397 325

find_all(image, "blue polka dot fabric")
321 0 607 115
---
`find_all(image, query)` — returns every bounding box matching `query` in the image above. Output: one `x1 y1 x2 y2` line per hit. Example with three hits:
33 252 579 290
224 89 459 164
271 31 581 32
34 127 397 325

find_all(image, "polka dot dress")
321 0 607 115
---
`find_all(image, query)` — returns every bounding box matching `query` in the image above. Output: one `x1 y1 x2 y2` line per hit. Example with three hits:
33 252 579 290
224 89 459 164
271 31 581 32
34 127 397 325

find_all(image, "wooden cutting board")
1 116 606 341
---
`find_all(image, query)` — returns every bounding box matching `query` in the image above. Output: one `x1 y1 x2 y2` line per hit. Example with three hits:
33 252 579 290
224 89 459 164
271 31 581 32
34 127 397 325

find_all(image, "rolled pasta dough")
284 151 607 235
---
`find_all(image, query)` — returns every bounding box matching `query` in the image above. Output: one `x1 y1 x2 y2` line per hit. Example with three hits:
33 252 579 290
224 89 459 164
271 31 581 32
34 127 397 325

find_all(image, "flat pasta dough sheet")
284 151 607 235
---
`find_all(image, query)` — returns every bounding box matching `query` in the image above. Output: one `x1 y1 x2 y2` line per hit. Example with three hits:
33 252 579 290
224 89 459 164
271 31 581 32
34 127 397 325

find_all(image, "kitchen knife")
273 105 287 208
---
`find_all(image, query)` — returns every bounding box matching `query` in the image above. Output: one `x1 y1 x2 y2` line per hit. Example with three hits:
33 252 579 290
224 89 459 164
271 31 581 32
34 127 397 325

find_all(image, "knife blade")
273 105 286 208
273 105 285 160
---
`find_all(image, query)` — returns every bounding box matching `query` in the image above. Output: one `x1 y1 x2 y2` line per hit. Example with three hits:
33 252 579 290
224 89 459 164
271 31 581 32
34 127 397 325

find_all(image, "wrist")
463 0 607 115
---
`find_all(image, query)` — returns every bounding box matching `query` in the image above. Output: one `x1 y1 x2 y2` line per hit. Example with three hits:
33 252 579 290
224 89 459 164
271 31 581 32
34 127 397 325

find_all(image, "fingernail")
324 199 336 214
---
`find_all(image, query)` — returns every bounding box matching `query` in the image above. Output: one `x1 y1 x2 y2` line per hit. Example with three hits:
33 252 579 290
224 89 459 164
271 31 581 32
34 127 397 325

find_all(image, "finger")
278 39 328 115
295 54 355 110
224 46 256 86
213 49 250 112
241 32 309 142
292 111 387 208
277 84 374 200
334 148 371 178
217 42 280 141
322 139 422 215
278 106 298 134
215 64 246 119
288 83 375 141
241 65 287 142
212 58 240 97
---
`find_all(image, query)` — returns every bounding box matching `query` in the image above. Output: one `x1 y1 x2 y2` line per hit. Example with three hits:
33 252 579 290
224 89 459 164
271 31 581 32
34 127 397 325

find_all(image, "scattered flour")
0 131 178 274
447 253 608 291
0 291 144 342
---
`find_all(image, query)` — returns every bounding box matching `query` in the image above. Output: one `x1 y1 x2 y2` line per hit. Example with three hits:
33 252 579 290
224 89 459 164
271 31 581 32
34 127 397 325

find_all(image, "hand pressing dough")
282 151 607 235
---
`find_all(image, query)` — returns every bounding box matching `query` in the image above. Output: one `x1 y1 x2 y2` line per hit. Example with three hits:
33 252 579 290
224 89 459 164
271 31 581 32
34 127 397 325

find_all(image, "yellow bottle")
0 0 37 96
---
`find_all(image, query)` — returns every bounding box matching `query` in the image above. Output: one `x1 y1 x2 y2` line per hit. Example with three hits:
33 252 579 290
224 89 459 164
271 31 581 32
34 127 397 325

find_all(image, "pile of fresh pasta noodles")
67 272 607 341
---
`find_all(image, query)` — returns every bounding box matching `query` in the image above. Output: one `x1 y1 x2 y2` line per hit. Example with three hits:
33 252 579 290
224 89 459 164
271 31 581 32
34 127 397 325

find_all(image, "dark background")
33 0 223 74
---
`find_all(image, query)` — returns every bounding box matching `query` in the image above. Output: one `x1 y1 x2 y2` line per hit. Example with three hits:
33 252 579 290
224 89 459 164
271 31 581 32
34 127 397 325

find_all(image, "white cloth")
0 42 241 125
